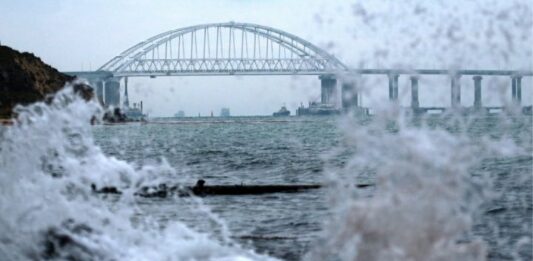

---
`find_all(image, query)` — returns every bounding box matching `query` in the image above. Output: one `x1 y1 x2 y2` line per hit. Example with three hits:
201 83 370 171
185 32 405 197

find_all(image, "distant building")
220 108 230 117
175 110 185 117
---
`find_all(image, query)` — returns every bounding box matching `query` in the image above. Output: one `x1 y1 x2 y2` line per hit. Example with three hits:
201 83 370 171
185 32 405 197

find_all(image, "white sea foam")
0 86 275 261
304 108 526 261
303 0 531 258
0 86 528 261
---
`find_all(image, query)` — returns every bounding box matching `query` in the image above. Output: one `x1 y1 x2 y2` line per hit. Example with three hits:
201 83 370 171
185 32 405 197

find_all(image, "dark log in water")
190 184 321 196
92 180 374 198
91 184 121 194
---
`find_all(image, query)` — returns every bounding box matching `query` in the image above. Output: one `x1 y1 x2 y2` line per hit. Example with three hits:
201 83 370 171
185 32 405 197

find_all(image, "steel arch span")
99 22 348 77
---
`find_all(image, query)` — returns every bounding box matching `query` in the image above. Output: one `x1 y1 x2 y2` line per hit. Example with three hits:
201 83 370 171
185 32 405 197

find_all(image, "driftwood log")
91 179 373 198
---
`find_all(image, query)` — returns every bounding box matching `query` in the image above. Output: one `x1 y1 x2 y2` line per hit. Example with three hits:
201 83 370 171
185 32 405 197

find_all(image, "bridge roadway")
353 69 533 76
64 68 531 114
65 69 533 78
62 22 532 112
63 69 533 78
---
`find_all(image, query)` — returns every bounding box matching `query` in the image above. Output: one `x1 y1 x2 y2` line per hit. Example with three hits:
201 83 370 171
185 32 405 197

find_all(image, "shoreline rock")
0 44 93 119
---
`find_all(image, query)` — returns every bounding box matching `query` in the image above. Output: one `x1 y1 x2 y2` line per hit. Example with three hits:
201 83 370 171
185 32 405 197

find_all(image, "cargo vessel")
273 106 290 116
296 102 340 116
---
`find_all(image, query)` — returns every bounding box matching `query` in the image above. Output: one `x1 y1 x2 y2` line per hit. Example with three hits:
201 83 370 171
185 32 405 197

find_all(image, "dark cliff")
0 45 75 118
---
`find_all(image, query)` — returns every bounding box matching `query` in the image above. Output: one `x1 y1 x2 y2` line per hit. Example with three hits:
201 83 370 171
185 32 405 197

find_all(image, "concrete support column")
123 77 130 108
450 74 461 108
96 81 104 104
102 80 107 106
320 75 337 105
473 76 482 109
388 74 399 102
104 79 121 107
410 76 419 109
517 76 522 104
341 81 358 110
512 76 522 105
89 81 104 104
511 77 516 102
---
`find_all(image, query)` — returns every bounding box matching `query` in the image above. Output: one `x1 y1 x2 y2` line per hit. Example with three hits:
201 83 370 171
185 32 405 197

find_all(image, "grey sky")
1 0 531 116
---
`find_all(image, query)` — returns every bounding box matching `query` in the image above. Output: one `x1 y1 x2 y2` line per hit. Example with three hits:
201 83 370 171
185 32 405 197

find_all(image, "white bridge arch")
99 22 348 76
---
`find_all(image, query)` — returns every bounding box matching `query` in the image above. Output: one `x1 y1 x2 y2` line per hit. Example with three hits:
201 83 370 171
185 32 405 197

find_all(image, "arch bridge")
66 22 532 114
100 22 347 76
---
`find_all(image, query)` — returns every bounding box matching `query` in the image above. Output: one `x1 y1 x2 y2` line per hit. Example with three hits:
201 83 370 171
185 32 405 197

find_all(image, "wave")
0 85 275 261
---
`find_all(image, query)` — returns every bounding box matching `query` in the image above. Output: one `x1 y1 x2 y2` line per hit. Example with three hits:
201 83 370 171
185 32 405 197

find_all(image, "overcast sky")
1 0 531 116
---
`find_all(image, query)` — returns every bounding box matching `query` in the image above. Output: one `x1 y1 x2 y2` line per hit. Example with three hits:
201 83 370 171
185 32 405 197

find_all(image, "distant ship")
296 102 340 116
124 102 146 121
273 106 290 116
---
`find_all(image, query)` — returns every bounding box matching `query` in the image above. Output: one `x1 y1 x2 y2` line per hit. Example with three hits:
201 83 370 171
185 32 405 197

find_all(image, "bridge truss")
99 22 347 77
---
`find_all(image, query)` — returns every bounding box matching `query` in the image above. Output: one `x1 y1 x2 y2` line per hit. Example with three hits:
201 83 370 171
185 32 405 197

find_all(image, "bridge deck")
64 69 533 79
352 69 533 76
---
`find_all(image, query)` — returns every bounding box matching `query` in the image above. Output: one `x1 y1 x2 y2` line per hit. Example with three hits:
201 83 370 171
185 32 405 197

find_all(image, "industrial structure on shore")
120 77 145 121
64 22 532 116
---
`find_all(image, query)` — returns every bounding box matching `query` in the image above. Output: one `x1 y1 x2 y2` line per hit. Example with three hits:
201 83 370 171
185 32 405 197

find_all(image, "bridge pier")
320 75 337 105
90 81 105 104
410 76 419 110
450 74 461 108
341 81 358 110
123 77 130 108
104 79 121 107
473 76 482 109
511 76 522 105
388 74 399 102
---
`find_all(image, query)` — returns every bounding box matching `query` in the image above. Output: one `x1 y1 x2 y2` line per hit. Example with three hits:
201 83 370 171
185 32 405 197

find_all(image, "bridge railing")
114 58 338 76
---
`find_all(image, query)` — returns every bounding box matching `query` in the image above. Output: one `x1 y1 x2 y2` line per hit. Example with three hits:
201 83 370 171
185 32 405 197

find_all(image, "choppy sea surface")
92 115 532 260
0 88 532 260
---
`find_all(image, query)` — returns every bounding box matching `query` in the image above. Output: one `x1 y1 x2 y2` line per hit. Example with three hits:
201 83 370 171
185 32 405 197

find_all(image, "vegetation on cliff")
0 45 75 118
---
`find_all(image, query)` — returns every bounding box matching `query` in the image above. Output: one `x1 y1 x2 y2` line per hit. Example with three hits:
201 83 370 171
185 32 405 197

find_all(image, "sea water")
0 86 530 260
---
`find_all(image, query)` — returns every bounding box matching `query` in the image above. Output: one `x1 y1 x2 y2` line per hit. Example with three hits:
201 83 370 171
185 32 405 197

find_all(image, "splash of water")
305 108 525 260
0 85 529 260
0 85 275 260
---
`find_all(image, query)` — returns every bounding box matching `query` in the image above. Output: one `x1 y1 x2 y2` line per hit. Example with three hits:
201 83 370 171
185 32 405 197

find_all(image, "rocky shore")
0 45 83 118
